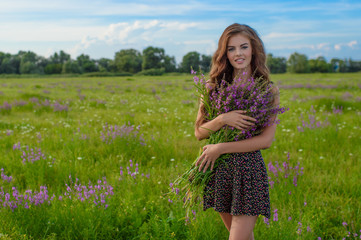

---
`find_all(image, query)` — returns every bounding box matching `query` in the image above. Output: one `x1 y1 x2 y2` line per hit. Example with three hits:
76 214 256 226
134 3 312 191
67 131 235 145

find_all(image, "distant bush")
82 72 133 77
137 68 165 76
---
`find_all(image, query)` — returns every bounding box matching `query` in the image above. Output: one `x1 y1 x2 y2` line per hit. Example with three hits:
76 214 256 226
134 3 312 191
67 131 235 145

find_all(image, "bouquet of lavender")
171 71 288 214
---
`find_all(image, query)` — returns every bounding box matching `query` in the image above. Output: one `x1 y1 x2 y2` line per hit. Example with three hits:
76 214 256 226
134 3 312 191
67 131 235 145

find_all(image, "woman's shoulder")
205 79 216 89
269 81 279 93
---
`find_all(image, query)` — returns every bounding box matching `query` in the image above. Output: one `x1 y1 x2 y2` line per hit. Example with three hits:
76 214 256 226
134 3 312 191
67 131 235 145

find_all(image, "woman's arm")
194 101 224 141
218 85 280 153
195 82 257 141
196 86 280 172
195 104 256 141
218 115 277 154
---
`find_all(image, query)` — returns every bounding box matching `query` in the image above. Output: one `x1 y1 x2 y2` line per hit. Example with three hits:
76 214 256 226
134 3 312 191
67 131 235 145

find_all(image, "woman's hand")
196 144 222 173
221 110 257 130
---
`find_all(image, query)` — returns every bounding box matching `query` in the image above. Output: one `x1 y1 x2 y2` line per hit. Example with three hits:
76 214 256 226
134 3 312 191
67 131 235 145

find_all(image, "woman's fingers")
210 160 215 171
203 160 211 173
235 123 248 130
239 119 254 127
199 156 207 172
234 110 246 113
196 153 204 166
244 116 257 122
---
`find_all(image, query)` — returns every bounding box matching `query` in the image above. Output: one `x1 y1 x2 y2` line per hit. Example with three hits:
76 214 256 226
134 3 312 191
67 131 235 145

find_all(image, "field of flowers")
0 73 360 239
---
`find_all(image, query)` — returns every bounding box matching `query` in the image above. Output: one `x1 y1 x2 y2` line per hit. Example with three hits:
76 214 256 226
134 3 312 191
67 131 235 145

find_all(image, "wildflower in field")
333 106 343 114
1 168 13 183
52 101 69 112
0 186 53 210
119 159 149 182
62 176 114 208
13 142 21 150
0 101 12 114
297 222 302 235
12 100 28 107
263 217 269 225
273 209 278 222
192 209 196 220
100 122 146 145
14 145 47 164
267 152 303 189
297 105 330 132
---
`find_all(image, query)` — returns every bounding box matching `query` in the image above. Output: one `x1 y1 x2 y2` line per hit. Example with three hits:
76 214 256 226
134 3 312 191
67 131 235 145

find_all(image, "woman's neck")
233 67 251 81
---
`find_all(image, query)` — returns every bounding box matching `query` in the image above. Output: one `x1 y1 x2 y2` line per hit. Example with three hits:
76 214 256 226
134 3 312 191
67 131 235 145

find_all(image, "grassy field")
0 73 360 239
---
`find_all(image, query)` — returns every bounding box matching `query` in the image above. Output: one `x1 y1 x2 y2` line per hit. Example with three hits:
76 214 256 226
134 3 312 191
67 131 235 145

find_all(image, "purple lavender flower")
53 101 69 112
100 122 146 145
273 209 278 222
1 168 13 183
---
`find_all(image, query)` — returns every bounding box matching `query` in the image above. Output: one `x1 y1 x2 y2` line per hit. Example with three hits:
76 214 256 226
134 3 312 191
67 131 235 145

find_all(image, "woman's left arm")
196 86 280 172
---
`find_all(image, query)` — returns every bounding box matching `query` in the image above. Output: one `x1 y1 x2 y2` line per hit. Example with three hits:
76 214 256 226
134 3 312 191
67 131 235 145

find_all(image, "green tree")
142 46 165 70
50 50 70 64
162 55 177 72
62 60 82 74
287 52 310 73
77 54 98 73
180 51 200 73
44 64 63 74
266 54 286 73
330 58 348 72
0 53 19 74
309 56 331 73
200 54 212 73
344 58 361 72
19 51 43 74
114 49 142 73
97 58 113 72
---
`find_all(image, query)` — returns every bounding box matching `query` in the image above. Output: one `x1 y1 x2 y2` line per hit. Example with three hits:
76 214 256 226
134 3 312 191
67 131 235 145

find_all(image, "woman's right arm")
194 101 224 141
194 101 257 141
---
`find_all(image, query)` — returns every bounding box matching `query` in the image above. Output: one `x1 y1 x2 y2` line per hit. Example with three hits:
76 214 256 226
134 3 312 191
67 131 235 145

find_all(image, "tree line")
267 53 361 73
0 48 360 76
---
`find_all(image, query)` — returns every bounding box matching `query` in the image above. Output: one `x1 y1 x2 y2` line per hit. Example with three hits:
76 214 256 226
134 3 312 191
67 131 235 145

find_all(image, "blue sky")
1 0 360 63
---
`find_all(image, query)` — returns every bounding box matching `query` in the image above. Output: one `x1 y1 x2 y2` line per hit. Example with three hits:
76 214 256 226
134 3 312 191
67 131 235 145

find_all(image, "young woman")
194 23 280 240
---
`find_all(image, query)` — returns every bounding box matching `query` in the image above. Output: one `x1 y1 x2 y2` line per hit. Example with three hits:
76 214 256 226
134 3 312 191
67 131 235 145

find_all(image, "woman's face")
226 33 252 75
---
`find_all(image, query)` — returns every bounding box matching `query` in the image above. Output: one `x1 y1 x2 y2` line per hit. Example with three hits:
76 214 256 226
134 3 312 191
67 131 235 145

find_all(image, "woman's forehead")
227 34 250 46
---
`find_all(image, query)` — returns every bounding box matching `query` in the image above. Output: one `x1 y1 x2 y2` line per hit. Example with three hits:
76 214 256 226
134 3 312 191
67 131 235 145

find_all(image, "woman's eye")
242 46 248 49
228 48 234 52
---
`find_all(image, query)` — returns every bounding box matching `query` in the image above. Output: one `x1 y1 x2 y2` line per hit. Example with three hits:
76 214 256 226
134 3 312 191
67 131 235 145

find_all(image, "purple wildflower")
273 209 278 222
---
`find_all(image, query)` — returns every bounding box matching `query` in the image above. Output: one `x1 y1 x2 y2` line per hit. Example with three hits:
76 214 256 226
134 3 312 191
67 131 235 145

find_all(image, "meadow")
0 73 360 239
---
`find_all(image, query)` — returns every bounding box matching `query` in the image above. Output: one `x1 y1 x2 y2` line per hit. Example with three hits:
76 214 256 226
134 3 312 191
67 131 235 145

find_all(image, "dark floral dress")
203 150 271 219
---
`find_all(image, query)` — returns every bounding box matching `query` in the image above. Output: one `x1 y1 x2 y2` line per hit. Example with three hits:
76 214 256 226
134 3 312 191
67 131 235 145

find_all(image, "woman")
194 23 280 240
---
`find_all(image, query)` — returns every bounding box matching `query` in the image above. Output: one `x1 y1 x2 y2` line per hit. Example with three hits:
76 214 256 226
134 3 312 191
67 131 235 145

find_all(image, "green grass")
0 73 360 239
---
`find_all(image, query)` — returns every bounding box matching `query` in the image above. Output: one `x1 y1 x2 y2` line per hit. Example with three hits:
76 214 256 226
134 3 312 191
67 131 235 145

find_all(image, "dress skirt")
203 150 271 219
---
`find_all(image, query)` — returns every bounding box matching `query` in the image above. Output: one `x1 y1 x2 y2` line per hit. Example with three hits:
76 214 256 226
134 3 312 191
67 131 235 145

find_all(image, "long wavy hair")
196 23 270 129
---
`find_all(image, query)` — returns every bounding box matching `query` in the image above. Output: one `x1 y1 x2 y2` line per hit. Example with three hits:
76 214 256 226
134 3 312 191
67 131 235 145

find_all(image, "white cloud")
334 40 358 51
66 20 210 61
347 40 357 48
79 20 199 47
334 44 341 51
315 43 330 51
